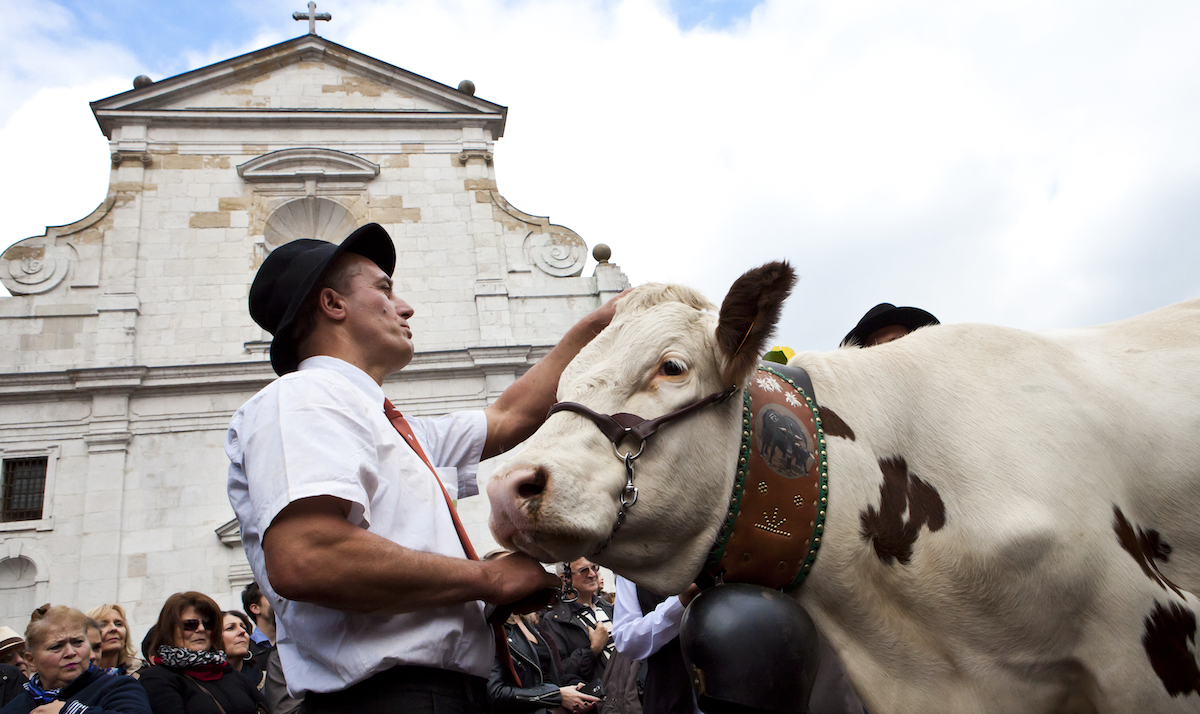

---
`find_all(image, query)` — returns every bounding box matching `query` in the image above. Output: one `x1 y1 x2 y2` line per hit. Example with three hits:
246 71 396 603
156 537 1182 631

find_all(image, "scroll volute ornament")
2 241 72 295
524 228 587 277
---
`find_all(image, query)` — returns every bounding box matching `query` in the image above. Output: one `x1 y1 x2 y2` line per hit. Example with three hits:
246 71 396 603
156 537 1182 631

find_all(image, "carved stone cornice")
228 561 255 588
1 344 557 404
67 366 147 391
111 151 151 166
467 345 534 368
82 431 133 453
458 150 493 165
215 518 242 547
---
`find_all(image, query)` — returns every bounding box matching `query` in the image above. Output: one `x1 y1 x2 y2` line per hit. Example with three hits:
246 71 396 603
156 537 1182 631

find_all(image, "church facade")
0 33 627 629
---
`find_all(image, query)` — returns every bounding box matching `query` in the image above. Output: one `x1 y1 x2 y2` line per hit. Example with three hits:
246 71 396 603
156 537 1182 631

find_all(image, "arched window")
0 556 38 625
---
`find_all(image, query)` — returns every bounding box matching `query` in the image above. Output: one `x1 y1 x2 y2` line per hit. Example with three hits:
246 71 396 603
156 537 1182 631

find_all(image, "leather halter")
547 386 738 559
702 363 828 591
548 387 738 458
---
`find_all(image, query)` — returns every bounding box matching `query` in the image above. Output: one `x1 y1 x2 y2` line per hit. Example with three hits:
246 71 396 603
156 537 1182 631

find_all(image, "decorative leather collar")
702 363 828 591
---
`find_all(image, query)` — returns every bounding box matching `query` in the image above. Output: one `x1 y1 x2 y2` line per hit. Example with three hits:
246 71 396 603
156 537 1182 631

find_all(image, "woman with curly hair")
87 604 143 678
138 592 265 714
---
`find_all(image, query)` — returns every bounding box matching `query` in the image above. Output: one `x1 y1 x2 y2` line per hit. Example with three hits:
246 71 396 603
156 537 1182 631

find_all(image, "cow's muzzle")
487 466 545 547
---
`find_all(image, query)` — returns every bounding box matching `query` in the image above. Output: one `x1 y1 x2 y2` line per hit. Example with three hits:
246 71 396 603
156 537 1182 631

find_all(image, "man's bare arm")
483 291 628 458
262 496 559 612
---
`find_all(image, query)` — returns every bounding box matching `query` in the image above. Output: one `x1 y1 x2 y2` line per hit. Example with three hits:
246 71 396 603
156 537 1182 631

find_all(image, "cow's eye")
660 359 687 377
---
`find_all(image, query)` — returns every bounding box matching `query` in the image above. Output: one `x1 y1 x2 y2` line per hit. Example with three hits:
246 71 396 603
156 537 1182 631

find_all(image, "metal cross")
293 1 331 35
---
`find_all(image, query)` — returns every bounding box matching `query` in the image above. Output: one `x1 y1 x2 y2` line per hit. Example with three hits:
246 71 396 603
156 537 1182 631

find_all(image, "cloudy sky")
3 0 1198 350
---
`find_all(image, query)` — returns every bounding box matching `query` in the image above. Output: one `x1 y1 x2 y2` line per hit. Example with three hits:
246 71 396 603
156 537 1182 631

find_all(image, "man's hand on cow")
480 288 633 458
585 288 632 335
588 622 610 655
479 552 561 605
678 583 702 607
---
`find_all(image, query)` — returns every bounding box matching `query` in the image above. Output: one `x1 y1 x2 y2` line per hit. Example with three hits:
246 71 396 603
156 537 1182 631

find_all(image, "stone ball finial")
592 244 612 263
458 80 476 96
133 75 153 89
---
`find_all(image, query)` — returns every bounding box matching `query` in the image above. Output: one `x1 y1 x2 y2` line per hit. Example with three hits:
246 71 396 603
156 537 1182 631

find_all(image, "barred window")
2 457 47 522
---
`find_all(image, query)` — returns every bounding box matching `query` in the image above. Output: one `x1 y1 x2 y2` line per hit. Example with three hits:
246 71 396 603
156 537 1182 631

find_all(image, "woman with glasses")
139 592 266 714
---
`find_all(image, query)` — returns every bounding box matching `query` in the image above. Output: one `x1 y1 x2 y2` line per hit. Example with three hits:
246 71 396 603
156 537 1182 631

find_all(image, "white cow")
488 262 1200 714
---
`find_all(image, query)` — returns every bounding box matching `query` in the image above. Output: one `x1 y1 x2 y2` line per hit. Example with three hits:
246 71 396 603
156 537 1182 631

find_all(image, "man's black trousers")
301 665 489 714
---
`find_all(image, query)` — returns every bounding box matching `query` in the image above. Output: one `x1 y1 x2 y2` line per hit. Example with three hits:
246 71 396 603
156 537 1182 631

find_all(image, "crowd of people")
0 592 265 713
0 567 652 714
0 579 326 714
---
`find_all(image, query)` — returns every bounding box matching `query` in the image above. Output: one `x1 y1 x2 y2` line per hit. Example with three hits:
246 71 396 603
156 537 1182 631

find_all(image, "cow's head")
488 262 796 593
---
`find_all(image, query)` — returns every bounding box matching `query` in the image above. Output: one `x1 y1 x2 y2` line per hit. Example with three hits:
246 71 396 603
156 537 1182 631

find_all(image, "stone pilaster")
69 367 143 605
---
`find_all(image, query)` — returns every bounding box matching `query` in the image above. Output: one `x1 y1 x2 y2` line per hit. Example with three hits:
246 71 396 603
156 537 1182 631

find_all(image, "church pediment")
91 34 506 138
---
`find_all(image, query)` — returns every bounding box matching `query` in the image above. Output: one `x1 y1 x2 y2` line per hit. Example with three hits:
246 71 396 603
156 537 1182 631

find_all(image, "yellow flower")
762 345 795 365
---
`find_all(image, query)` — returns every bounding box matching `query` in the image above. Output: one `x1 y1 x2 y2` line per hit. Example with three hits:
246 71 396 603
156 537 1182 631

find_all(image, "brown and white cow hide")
487 262 1200 714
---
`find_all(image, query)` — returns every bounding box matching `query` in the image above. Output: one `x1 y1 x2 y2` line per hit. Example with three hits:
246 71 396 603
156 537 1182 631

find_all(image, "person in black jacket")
139 592 265 714
0 664 25 708
488 612 601 714
539 559 615 690
0 605 150 714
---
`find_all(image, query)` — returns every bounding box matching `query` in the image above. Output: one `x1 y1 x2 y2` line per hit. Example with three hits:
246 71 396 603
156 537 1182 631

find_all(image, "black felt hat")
841 303 939 347
249 223 396 376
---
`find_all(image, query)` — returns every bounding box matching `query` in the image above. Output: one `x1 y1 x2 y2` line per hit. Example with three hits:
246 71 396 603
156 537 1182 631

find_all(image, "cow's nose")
507 467 548 500
488 466 549 545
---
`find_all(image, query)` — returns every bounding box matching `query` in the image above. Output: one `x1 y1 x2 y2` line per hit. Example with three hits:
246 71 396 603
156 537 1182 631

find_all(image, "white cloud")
3 0 1199 344
0 82 125 250
0 2 139 123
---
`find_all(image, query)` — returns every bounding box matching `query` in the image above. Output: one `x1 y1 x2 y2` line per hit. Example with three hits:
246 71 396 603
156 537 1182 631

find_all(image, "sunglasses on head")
574 565 601 576
182 618 214 632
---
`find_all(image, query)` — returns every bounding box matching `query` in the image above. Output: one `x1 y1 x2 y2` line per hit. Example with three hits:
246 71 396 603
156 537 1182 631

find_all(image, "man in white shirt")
226 224 620 713
612 575 701 714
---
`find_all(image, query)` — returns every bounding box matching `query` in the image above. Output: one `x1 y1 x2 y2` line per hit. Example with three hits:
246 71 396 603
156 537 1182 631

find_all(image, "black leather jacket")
487 620 564 714
538 598 614 687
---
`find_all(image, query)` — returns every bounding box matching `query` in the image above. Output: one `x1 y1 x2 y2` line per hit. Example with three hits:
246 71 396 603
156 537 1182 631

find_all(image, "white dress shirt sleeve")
612 575 686 660
240 372 382 537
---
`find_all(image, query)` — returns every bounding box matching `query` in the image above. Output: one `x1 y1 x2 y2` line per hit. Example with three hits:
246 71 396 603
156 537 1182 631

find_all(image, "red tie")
382 399 521 684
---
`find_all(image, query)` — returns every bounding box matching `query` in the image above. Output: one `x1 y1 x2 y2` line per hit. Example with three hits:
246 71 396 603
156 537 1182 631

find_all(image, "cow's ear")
715 261 796 386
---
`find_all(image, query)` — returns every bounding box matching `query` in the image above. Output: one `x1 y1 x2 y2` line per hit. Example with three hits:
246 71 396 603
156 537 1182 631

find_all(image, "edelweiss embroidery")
756 375 782 393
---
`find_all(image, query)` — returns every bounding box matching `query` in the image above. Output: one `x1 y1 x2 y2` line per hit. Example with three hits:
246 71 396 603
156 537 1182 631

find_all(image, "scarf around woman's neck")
23 664 95 704
153 645 228 681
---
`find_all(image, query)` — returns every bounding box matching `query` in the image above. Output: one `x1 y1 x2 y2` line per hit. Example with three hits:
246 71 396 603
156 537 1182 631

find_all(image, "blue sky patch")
53 0 290 75
670 0 763 31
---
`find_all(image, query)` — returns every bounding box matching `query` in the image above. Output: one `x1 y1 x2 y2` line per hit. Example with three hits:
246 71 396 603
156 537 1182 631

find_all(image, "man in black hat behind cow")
841 303 940 348
226 224 620 713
